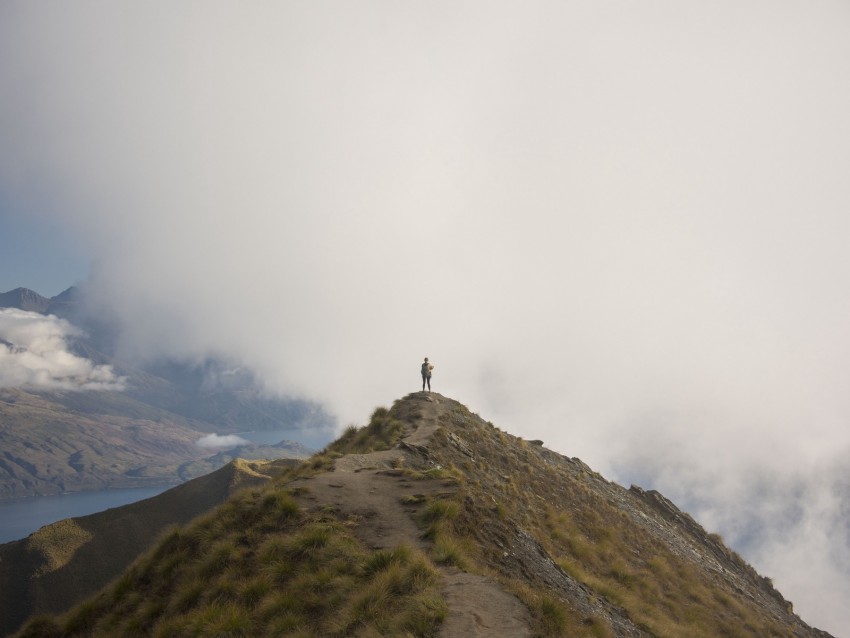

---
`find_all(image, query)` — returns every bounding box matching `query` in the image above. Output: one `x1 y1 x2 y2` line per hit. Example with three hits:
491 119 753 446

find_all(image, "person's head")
424 357 429 362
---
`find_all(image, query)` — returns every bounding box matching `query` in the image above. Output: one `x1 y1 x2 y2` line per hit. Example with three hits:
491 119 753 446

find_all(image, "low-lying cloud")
195 433 251 451
2 2 849 633
0 309 124 391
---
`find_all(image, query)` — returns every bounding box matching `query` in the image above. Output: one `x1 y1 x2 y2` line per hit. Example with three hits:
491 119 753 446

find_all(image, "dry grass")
543 506 795 637
16 404 456 637
328 406 406 454
16 395 809 638
17 483 445 638
27 520 93 576
422 396 800 638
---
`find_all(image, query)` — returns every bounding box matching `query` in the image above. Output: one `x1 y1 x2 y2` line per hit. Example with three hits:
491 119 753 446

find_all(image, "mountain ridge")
10 392 833 637
0 287 53 313
0 457 299 637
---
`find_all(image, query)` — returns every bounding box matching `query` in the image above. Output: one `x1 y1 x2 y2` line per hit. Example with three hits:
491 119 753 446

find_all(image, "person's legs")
426 375 431 391
422 375 426 391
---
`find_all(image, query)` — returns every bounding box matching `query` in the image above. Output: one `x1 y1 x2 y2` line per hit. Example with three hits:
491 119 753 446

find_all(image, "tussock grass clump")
363 544 414 576
419 498 459 544
404 466 458 482
431 535 469 568
509 583 600 637
27 520 94 576
420 499 459 525
328 406 406 454
413 495 473 569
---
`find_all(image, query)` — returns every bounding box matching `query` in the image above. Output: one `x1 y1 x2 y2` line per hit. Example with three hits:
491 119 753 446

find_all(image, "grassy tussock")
404 466 459 482
328 406 406 454
27 520 94 576
509 583 604 638
414 493 474 570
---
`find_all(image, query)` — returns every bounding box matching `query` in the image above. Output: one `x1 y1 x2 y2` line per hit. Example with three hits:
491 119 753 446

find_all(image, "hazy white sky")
2 2 849 633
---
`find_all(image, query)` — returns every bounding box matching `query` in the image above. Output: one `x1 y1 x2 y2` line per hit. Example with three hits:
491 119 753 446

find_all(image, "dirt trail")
291 392 532 638
441 569 532 638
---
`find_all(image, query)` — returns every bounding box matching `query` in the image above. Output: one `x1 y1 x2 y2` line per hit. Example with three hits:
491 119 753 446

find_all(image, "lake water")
0 486 170 545
0 428 332 545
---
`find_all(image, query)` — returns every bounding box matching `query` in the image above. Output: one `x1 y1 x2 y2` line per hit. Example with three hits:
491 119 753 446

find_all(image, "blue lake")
0 486 170 545
0 429 331 545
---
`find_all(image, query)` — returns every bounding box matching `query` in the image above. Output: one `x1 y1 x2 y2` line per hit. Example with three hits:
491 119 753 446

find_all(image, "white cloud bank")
2 2 849 633
195 433 251 451
0 309 124 391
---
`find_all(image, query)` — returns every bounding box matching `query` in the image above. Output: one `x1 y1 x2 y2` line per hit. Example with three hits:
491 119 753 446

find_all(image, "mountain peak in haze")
11 392 833 637
48 286 78 303
0 287 52 313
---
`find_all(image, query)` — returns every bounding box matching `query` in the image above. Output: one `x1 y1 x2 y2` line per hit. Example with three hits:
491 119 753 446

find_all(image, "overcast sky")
2 2 849 633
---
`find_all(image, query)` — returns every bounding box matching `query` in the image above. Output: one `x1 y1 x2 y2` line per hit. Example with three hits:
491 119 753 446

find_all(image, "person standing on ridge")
421 357 434 392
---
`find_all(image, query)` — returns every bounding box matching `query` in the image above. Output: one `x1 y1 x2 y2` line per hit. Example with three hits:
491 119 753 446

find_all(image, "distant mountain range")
0 286 333 499
0 286 69 315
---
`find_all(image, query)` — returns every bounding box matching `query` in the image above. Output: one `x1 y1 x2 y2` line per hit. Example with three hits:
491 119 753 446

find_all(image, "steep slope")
13 393 834 637
0 458 298 637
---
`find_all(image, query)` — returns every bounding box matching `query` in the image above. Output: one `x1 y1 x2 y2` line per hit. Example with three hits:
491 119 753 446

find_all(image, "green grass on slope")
18 483 446 638
328 406 406 455
15 404 431 638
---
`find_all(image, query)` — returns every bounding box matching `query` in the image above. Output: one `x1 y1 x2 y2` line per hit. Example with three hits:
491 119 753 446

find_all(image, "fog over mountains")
3 4 850 633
